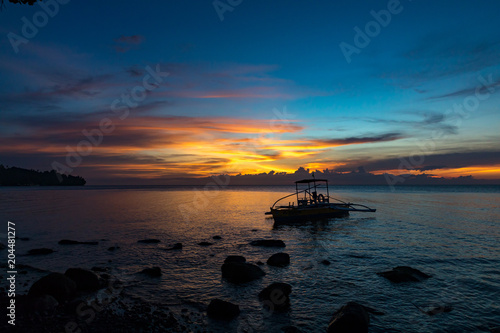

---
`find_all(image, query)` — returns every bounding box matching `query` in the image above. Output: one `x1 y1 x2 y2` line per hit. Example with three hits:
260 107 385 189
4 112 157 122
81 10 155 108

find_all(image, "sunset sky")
1 0 499 184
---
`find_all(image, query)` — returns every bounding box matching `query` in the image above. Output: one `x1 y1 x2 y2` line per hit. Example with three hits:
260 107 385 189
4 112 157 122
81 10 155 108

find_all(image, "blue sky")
0 0 499 183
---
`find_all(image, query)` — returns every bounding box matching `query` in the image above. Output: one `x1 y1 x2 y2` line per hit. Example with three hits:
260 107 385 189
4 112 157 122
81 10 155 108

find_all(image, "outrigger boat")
265 178 376 222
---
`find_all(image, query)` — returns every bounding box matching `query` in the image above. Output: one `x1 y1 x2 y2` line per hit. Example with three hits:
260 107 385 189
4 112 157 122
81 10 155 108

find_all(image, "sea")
1 185 499 332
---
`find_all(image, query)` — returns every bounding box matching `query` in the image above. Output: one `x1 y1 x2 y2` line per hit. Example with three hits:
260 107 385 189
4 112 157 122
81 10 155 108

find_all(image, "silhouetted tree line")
0 165 86 186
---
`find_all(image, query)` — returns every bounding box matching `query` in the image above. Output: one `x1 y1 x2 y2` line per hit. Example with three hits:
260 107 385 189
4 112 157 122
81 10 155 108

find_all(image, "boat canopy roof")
295 178 328 184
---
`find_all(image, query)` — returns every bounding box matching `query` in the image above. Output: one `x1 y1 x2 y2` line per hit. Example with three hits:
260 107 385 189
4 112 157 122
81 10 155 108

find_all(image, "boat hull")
270 205 350 222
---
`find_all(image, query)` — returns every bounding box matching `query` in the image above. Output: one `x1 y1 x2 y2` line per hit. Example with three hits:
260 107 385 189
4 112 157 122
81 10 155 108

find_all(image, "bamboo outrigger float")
265 177 376 222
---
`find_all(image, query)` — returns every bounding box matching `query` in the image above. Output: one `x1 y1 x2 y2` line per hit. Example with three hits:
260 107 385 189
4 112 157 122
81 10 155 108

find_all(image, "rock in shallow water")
165 243 182 250
198 241 213 246
58 239 98 245
267 253 290 267
65 268 101 291
137 238 161 244
250 239 286 247
207 298 240 320
258 282 292 312
27 248 54 255
140 266 162 277
327 301 369 333
377 266 431 283
221 262 265 284
28 273 77 302
224 255 246 264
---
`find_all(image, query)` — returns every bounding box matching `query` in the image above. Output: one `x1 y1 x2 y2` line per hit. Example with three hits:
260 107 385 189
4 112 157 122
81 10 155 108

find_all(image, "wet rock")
224 255 246 264
27 248 54 255
267 253 290 267
107 246 120 251
258 282 292 312
198 241 213 246
256 261 264 265
65 268 100 291
212 235 222 240
221 262 265 284
207 299 240 320
166 243 182 250
58 239 98 245
250 239 286 247
28 273 77 302
327 301 369 333
138 238 161 244
377 266 431 283
140 266 162 277
321 259 331 265
30 294 59 314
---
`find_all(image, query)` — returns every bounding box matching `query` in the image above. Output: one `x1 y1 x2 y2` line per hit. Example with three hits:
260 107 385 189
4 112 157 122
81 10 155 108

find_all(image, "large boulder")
250 239 286 247
377 266 431 283
28 273 77 302
258 282 292 312
224 255 246 264
65 268 100 291
221 262 265 284
207 299 240 320
267 253 290 267
327 302 369 333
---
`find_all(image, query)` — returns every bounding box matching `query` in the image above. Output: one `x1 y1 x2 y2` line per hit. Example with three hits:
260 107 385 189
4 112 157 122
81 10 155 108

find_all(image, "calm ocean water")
1 185 499 332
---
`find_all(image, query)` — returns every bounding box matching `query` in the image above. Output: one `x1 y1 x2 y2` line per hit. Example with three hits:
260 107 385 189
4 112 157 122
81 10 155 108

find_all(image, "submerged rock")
165 243 182 250
28 273 77 302
267 253 290 267
137 239 161 244
377 266 431 283
250 239 286 247
140 266 162 277
321 259 331 265
207 299 240 320
58 239 98 245
224 255 246 264
27 248 54 255
221 262 265 284
198 241 213 246
258 282 292 312
65 268 100 291
327 301 369 333
212 235 222 240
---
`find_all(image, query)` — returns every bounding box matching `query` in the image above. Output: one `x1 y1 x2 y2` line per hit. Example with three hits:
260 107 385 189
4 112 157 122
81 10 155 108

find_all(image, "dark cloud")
335 150 500 173
313 132 403 146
